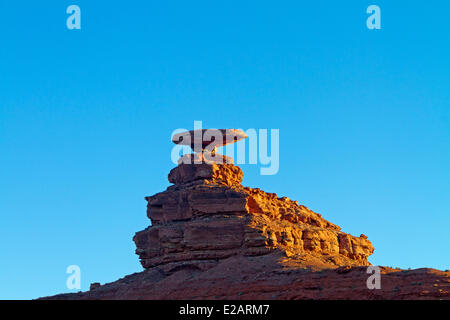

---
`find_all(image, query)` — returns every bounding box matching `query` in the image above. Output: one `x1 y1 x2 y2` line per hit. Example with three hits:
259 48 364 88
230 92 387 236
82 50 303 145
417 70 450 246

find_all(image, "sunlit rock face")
133 159 374 271
44 159 450 301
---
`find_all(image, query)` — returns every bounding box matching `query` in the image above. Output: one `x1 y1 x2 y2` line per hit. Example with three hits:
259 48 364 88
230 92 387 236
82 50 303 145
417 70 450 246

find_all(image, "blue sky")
0 1 449 299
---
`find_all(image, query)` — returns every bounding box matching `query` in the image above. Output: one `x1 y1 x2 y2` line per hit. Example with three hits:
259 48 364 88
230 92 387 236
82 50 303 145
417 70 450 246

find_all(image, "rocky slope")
42 160 449 300
47 259 450 300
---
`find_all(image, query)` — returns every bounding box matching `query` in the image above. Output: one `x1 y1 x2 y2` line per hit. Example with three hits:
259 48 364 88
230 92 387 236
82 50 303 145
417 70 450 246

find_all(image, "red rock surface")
45 257 450 300
41 160 449 300
134 161 374 270
172 129 248 151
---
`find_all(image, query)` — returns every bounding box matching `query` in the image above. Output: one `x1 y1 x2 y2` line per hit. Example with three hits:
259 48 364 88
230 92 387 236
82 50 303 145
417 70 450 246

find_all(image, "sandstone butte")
43 150 449 300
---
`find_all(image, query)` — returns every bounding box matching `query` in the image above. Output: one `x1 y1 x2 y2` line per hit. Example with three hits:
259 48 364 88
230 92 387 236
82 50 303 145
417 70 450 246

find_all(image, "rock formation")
41 130 449 300
172 129 248 154
133 161 374 273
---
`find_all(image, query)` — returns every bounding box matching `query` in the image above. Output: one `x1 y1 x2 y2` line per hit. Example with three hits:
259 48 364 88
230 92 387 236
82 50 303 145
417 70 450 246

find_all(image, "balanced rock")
172 129 248 152
41 130 450 300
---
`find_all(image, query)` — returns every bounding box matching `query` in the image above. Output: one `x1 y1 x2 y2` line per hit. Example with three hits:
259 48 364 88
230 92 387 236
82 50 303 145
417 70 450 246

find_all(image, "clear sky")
0 1 449 299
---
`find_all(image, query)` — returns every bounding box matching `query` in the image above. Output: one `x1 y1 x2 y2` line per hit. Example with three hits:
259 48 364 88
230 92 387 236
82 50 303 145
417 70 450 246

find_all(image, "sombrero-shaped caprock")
172 129 248 151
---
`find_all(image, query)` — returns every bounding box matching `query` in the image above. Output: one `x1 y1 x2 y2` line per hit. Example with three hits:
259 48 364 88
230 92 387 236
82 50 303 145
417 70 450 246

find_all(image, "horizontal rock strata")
133 161 374 271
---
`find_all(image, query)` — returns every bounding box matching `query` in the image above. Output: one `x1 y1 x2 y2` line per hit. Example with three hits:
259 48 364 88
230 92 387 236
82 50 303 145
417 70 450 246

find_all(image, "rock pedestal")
133 159 374 272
